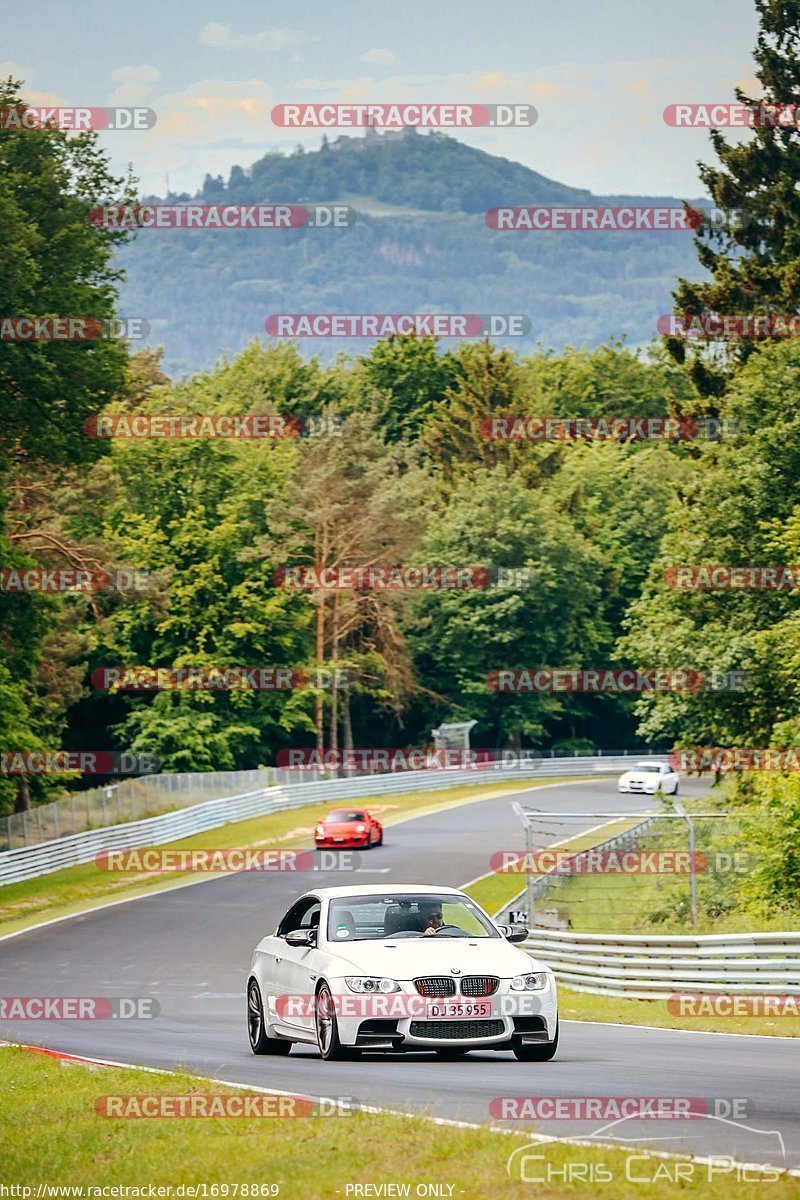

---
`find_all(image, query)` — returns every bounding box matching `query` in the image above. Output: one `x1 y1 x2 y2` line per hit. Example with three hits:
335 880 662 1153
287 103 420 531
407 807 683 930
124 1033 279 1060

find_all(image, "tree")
355 334 459 443
621 340 800 749
0 77 133 812
411 467 608 749
259 410 428 752
665 1 800 398
0 77 133 467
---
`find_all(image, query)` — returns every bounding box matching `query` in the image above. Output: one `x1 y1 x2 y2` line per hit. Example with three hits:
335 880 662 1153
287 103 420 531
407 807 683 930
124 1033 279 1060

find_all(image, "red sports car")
314 807 383 850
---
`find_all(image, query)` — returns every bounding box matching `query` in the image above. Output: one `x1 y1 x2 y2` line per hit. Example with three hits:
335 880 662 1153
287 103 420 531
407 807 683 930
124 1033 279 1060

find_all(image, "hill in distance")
119 128 709 376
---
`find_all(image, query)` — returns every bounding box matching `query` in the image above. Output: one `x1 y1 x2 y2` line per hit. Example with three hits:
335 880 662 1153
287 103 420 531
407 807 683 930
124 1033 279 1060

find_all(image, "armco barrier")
0 755 661 886
524 929 800 998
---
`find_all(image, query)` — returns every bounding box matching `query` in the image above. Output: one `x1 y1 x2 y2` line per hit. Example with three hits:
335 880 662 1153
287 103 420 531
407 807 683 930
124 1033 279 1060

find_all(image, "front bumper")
315 835 370 848
329 978 559 1050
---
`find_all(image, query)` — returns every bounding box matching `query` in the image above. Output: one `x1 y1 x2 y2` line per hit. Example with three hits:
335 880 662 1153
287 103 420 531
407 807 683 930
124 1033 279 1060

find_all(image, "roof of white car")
306 884 465 899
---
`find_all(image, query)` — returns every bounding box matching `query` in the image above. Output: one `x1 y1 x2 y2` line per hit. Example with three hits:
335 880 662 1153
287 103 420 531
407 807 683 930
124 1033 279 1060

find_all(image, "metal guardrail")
0 749 661 851
523 929 800 998
0 755 658 887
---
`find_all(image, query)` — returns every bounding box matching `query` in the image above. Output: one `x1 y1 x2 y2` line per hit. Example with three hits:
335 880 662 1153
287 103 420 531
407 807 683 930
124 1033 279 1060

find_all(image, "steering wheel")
430 923 469 937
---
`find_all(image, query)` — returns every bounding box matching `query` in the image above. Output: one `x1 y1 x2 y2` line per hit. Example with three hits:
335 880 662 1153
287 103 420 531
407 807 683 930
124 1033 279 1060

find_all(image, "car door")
274 896 322 1037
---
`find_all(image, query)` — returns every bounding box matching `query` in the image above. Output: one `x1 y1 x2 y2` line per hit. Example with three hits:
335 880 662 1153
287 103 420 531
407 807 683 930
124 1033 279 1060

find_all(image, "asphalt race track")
1 776 798 1171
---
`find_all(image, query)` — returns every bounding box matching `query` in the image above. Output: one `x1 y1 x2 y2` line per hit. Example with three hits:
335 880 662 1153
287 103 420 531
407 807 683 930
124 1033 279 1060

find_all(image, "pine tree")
666 1 800 399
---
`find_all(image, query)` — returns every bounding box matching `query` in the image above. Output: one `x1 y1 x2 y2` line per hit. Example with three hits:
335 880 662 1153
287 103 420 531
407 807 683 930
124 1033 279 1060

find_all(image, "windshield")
326 810 365 822
635 762 657 770
326 893 499 941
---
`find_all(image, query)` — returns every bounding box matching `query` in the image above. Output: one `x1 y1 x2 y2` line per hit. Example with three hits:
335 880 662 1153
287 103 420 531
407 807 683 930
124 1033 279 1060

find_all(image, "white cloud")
361 48 396 65
111 64 161 84
199 23 317 52
110 64 161 104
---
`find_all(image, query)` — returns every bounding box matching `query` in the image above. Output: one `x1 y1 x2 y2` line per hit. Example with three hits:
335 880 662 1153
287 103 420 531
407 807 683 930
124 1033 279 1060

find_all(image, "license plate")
425 1001 493 1019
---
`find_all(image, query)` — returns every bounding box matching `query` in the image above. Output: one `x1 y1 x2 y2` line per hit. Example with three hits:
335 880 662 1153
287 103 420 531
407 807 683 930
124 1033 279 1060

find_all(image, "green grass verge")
463 820 798 1038
2 1046 796 1195
547 793 796 936
0 778 573 939
559 986 798 1037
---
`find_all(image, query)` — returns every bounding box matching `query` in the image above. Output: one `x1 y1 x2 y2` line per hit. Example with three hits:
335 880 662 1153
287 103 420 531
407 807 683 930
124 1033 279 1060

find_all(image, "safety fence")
0 748 660 852
522 928 800 999
0 754 662 886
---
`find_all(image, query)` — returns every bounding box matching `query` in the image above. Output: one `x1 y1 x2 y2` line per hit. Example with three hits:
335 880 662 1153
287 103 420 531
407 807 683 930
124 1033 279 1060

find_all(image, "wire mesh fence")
0 769 276 851
504 806 746 934
0 746 664 853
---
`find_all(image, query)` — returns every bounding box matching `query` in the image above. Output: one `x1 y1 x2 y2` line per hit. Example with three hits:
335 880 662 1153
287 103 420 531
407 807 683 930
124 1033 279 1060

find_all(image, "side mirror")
285 927 317 947
498 924 529 943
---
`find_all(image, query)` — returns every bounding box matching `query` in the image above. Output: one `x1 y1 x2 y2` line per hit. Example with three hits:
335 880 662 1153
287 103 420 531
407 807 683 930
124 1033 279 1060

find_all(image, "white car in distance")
247 884 558 1062
618 760 679 795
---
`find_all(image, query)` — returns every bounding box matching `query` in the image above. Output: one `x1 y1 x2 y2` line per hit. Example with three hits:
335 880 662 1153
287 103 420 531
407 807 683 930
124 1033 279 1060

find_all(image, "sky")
4 0 762 199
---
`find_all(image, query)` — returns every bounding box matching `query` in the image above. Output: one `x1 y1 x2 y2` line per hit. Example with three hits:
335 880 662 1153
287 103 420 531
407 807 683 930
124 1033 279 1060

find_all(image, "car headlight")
355 823 367 832
315 825 325 836
344 977 400 993
511 972 549 991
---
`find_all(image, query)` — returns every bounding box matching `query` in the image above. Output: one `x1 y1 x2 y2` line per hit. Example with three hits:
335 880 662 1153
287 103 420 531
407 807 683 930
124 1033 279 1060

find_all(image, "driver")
419 900 444 935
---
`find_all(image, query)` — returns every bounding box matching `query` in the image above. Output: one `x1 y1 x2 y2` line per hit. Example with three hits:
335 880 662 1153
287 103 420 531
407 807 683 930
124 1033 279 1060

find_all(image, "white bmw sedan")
618 760 679 795
247 884 558 1062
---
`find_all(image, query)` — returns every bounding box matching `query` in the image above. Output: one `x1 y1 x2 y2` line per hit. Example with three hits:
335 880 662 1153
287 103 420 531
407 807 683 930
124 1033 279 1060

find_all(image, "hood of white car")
322 937 544 979
620 770 659 782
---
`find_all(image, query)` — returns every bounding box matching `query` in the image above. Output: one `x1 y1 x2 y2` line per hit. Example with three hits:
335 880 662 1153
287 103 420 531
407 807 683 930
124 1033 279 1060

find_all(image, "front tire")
513 1020 559 1062
248 979 292 1055
315 983 349 1061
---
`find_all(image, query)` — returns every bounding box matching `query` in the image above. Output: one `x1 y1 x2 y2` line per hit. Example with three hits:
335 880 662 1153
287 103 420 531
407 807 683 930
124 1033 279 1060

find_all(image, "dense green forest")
1 0 800 929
